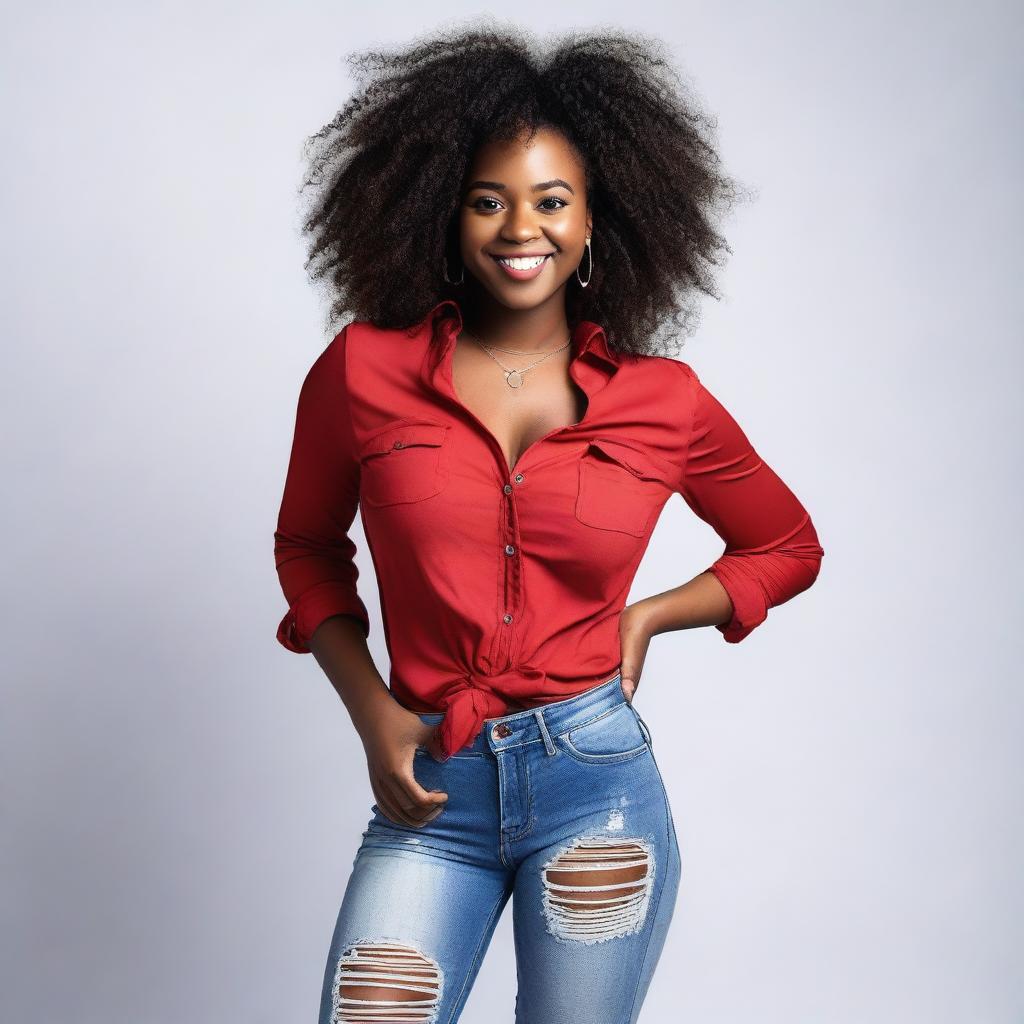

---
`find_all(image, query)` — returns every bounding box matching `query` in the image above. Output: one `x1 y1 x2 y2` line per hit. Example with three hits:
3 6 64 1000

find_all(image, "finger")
372 779 413 828
397 796 443 827
620 658 643 700
410 795 447 824
396 771 448 820
377 775 424 828
421 805 445 825
371 785 410 828
383 769 446 828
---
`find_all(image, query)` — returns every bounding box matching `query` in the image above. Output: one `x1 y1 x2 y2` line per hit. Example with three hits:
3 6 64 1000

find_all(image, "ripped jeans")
318 672 682 1024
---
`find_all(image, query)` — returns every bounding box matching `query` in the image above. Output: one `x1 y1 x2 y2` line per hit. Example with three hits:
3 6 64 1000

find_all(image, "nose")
500 202 543 244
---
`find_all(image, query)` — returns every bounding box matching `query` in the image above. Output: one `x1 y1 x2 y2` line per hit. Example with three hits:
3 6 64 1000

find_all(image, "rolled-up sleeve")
273 323 370 652
675 362 824 643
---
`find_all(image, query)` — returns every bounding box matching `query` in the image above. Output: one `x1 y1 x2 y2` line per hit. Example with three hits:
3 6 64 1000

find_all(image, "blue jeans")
318 672 682 1023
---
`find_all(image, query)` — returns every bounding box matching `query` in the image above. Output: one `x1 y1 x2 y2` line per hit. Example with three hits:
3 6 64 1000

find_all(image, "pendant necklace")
462 329 572 389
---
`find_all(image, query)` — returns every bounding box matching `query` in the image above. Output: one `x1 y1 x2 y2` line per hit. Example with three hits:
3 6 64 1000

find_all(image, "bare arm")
309 615 448 828
273 325 446 828
618 572 734 699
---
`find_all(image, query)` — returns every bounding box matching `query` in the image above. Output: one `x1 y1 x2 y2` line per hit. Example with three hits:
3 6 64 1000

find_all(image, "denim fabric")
318 673 682 1024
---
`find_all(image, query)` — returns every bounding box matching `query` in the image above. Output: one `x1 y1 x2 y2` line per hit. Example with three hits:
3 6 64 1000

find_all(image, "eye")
468 196 569 213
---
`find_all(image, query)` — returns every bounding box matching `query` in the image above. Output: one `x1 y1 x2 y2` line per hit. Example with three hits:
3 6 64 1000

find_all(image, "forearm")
308 615 448 828
629 571 734 638
308 615 396 736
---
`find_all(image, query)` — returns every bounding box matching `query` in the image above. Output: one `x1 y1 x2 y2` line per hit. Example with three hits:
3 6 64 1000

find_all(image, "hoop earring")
575 238 593 288
442 254 464 285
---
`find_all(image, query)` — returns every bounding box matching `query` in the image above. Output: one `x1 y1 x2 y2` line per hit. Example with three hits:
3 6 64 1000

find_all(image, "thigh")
319 750 511 1024
319 844 511 1024
510 718 682 1023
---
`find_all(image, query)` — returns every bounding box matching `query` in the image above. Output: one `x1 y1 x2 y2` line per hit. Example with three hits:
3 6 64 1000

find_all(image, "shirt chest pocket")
359 419 450 507
574 438 674 537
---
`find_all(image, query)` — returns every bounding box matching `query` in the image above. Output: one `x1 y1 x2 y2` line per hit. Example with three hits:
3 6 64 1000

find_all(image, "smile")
490 253 553 280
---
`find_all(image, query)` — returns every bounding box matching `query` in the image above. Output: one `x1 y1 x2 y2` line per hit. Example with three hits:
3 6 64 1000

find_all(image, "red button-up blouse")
273 299 824 760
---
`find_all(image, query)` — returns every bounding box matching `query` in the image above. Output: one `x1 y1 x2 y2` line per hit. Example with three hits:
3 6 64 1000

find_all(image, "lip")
489 252 554 281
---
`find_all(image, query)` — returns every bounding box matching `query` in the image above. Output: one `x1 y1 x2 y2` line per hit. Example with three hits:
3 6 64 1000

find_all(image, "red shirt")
274 299 824 760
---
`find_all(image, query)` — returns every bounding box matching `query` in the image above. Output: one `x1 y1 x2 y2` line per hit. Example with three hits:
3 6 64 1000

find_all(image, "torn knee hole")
542 837 654 943
331 940 442 1022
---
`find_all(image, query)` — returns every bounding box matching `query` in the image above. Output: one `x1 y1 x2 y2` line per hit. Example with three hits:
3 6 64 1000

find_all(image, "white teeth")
497 255 549 270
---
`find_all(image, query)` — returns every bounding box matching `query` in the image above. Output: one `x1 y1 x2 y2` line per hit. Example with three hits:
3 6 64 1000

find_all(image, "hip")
362 672 679 872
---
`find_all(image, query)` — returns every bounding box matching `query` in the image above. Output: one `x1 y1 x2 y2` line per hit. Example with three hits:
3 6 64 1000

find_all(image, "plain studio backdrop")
2 2 1020 1022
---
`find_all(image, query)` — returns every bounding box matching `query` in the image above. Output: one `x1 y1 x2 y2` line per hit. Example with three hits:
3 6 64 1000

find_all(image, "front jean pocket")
574 438 673 537
555 702 651 764
359 418 450 507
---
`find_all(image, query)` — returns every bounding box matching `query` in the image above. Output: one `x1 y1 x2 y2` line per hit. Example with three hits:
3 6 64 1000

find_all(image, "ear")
586 207 593 241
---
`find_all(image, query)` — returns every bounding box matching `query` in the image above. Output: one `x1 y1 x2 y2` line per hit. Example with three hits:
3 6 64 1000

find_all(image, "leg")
540 837 655 943
329 940 442 1020
510 735 683 1024
318 844 511 1024
512 828 680 1023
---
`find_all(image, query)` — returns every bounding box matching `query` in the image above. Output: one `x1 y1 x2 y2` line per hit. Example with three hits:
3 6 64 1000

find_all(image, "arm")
678 363 824 641
627 363 824 653
273 323 371 651
272 324 447 826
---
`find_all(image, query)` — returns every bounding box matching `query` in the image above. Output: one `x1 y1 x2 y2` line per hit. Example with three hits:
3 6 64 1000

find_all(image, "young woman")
273 23 824 1024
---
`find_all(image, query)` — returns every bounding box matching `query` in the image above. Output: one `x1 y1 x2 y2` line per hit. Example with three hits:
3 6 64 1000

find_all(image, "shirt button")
502 613 513 624
505 544 515 555
393 440 405 448
514 473 524 483
503 483 513 494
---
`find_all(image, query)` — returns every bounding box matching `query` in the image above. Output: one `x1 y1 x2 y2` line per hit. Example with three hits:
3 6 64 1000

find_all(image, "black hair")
297 17 754 357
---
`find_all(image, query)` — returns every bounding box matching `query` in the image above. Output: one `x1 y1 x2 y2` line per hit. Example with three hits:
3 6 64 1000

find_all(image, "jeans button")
492 723 512 739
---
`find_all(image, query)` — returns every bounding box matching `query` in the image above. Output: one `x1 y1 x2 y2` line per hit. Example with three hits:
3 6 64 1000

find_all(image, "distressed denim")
318 672 682 1024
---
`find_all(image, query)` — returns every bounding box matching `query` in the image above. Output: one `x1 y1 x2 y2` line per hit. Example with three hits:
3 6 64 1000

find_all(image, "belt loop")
533 708 556 756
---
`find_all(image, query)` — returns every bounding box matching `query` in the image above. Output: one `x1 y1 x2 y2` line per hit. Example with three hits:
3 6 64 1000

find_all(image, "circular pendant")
506 370 524 388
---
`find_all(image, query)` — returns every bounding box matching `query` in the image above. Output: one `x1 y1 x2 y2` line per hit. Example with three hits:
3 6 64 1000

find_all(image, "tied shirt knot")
427 666 549 761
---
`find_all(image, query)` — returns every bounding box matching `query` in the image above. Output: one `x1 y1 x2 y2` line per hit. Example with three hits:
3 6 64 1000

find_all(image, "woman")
274 23 824 1024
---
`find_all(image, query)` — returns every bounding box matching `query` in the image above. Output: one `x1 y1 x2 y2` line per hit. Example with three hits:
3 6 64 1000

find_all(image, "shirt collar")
423 297 621 372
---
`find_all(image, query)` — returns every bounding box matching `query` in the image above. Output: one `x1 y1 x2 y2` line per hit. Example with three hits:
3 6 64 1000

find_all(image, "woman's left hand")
618 604 652 703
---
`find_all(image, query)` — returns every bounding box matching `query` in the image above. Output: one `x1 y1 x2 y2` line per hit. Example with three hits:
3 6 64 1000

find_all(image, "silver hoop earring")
442 254 464 285
575 239 593 288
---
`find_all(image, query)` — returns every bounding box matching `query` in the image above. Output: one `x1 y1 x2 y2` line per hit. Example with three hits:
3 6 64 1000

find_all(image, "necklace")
463 329 572 389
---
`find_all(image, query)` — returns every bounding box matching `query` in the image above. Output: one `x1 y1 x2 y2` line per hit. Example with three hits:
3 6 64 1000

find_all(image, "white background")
2 2 1021 1021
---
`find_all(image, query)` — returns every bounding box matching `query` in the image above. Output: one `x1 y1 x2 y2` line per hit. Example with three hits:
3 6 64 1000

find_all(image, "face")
458 126 592 311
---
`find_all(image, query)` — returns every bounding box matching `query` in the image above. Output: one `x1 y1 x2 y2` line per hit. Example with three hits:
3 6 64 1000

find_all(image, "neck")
461 285 573 353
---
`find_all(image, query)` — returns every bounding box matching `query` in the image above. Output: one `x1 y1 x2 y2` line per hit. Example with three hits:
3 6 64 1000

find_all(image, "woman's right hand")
359 701 449 828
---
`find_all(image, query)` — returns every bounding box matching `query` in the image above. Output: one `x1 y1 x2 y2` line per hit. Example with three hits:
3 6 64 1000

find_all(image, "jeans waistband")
415 670 626 755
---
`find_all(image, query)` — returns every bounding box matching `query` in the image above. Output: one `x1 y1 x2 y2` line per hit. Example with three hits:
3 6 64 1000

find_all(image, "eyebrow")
464 178 576 196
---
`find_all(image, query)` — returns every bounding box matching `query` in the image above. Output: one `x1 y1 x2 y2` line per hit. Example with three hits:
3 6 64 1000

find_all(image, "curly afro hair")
297 17 754 357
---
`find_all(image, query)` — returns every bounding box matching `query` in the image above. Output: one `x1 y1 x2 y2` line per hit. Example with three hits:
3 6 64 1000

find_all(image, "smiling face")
458 125 592 312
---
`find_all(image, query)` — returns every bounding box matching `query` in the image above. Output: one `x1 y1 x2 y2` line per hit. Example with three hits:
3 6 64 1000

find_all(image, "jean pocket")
555 702 651 764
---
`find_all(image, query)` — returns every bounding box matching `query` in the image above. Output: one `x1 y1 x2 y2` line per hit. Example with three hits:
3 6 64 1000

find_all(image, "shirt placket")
494 469 526 670
422 305 617 679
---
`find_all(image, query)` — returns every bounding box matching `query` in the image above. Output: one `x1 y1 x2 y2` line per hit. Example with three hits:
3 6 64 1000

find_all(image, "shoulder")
620 352 703 402
654 354 701 386
328 315 433 370
302 315 427 383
